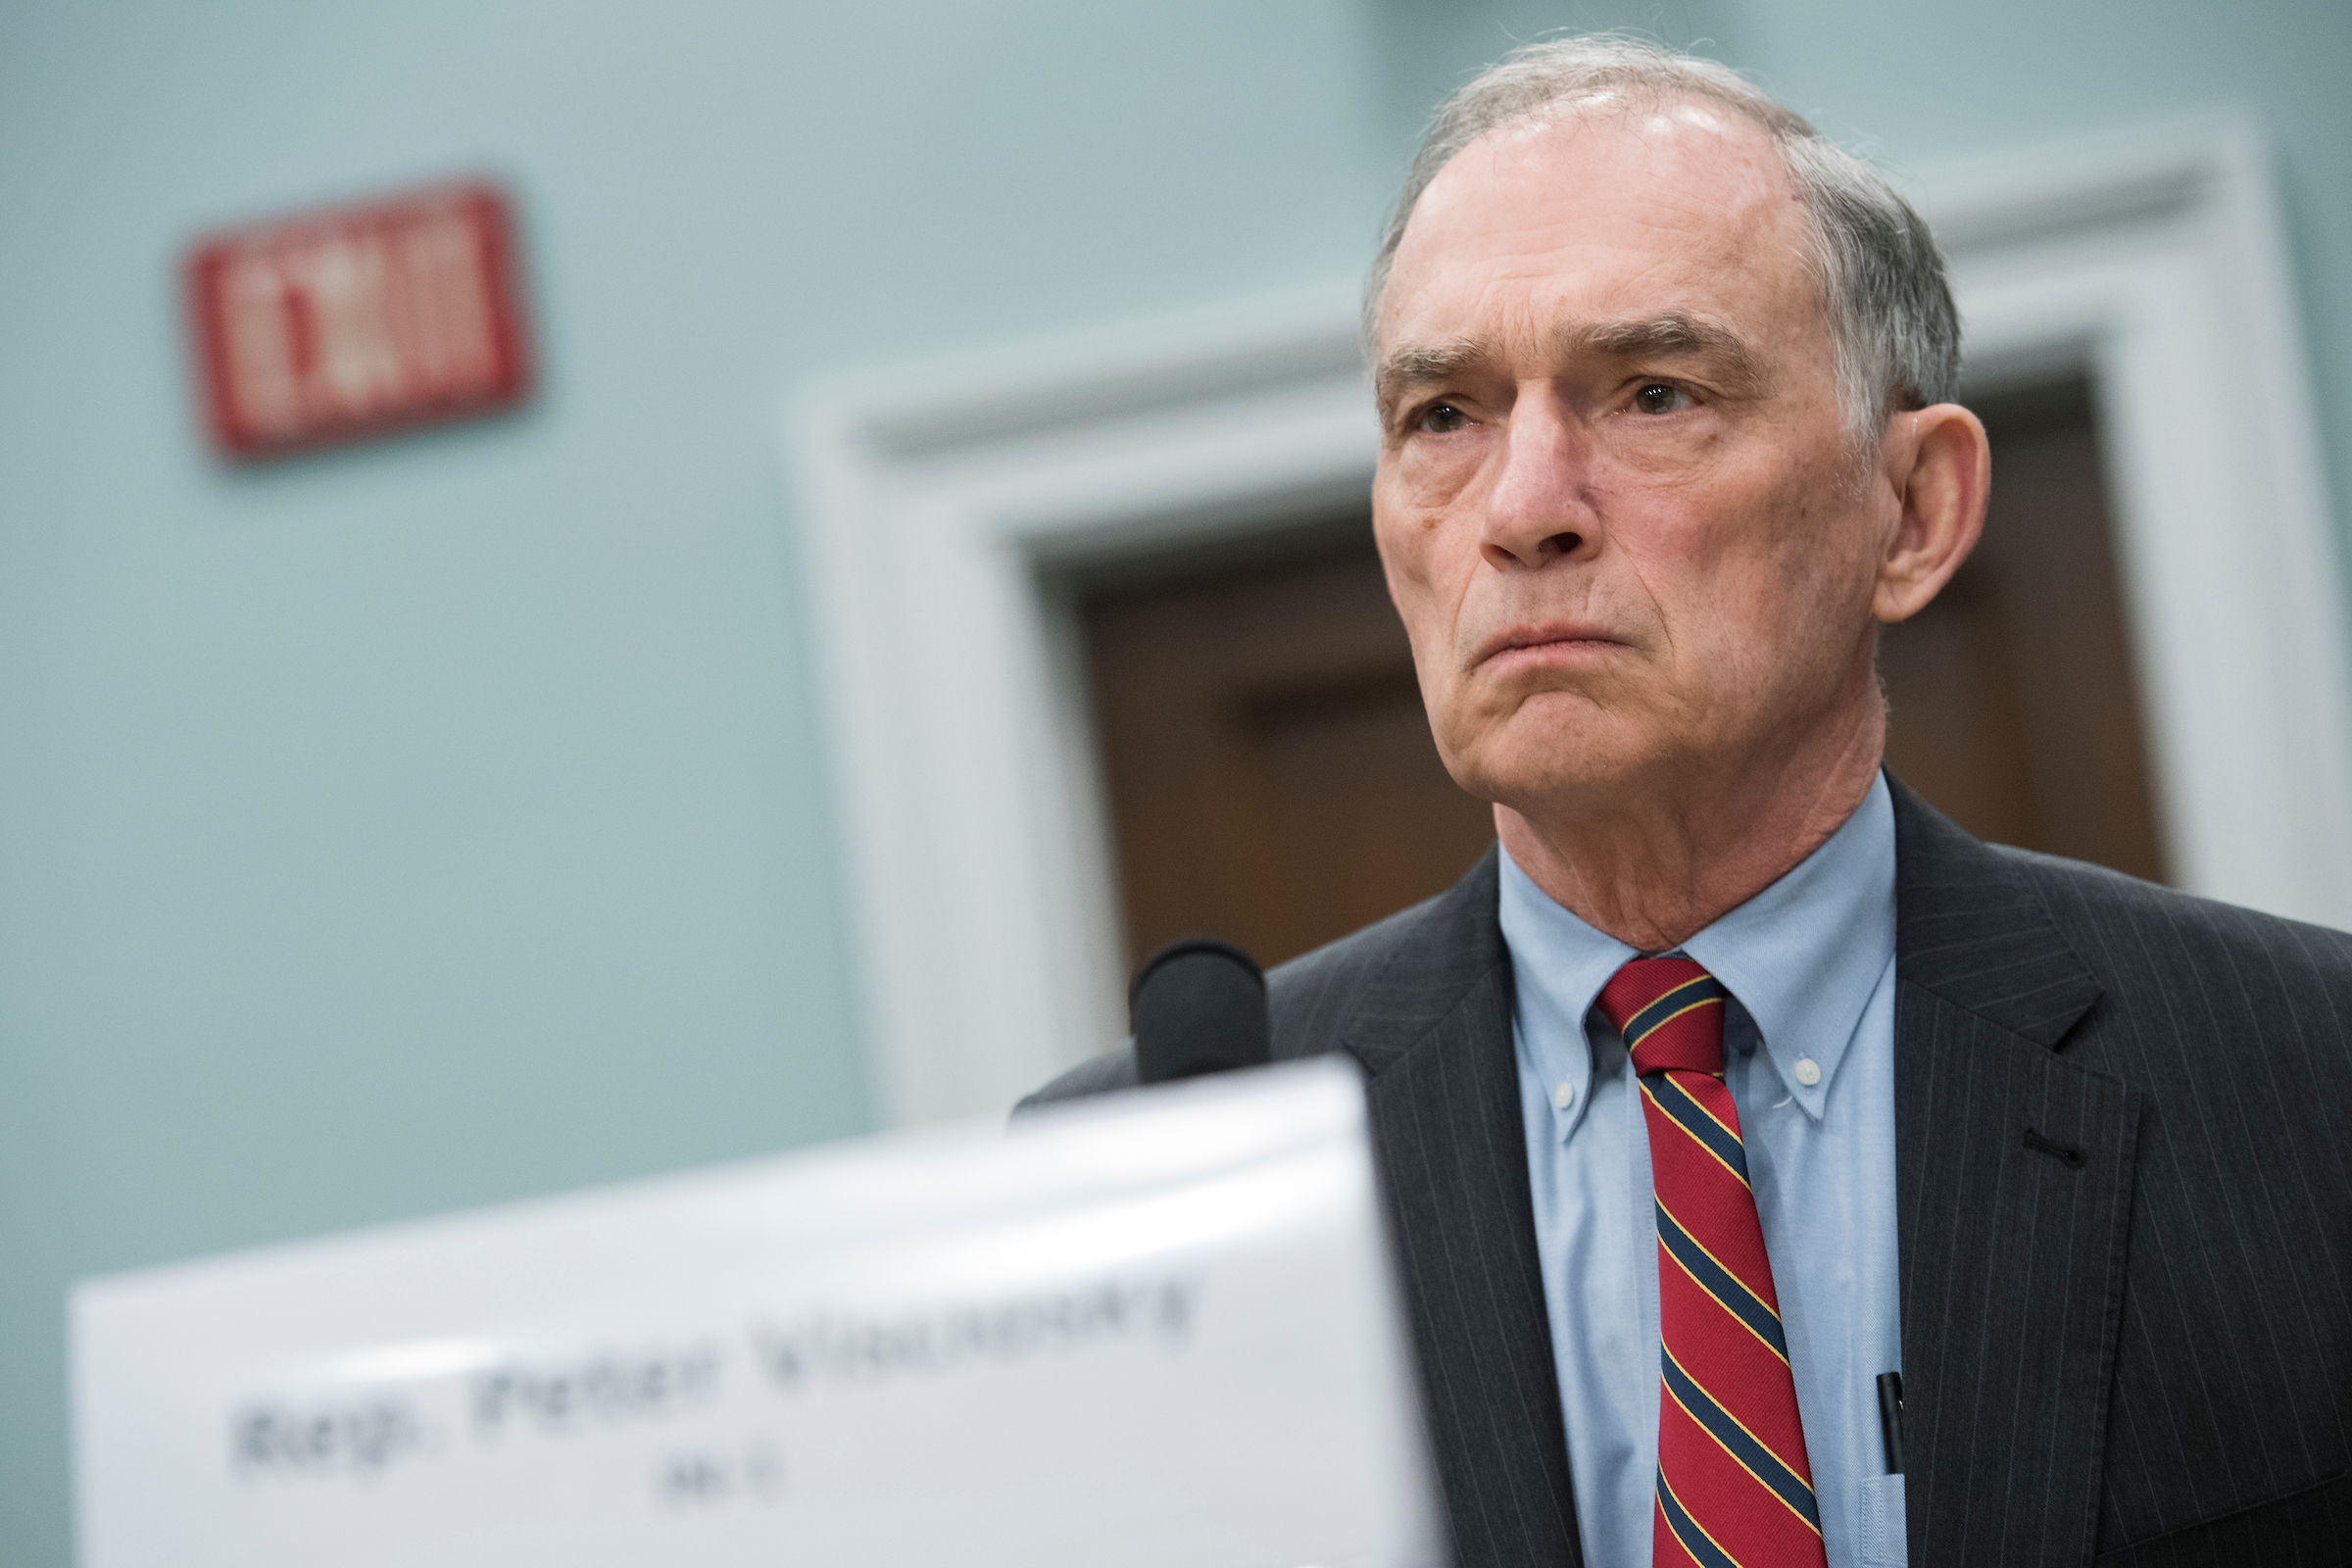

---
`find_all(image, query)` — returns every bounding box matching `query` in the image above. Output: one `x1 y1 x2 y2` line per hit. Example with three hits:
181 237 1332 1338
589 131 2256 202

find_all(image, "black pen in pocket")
1877 1371 1905 1475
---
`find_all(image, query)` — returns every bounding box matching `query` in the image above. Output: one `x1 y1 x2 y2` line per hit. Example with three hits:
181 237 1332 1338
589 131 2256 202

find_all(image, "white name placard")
73 1057 1446 1568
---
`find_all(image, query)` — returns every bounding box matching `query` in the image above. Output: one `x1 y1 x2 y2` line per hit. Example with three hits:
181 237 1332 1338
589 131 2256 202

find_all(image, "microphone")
1130 939 1270 1084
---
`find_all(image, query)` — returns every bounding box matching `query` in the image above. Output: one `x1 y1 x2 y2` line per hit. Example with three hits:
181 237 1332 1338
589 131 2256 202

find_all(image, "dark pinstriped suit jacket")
1023 779 2352 1566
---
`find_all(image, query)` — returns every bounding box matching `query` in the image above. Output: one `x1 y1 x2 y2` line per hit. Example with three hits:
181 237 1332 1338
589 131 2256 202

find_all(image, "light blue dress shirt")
1502 772 1905 1568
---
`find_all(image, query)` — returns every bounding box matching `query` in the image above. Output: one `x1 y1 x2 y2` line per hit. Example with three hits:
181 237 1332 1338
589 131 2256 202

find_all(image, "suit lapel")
1337 851 1585 1568
1890 781 2143 1568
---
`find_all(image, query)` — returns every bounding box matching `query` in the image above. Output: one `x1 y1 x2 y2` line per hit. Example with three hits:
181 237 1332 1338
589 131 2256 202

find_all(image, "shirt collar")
1498 771 1897 1125
1499 845 1635 1144
1679 773 1895 1119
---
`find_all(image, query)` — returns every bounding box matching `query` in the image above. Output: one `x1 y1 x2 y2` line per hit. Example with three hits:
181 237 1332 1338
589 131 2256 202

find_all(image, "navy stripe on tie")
1662 1344 1822 1533
1656 1468 1742 1568
1642 1073 1751 1186
1620 974 1730 1050
1656 1200 1788 1362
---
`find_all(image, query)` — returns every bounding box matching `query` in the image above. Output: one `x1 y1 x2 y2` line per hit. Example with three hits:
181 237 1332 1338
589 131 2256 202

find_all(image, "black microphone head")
1130 938 1270 1084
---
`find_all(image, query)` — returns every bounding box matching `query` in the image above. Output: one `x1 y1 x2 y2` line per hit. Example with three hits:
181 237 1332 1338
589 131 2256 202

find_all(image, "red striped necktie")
1598 956 1827 1568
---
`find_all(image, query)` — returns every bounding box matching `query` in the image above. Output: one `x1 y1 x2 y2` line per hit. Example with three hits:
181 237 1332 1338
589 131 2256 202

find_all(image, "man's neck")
1494 702 1886 954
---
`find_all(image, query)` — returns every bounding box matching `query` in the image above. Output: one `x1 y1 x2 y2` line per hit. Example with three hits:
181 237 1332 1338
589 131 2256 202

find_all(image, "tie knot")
1598 956 1729 1076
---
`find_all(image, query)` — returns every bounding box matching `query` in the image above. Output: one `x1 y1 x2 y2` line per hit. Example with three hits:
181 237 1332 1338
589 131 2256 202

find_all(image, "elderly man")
1025 36 2351 1568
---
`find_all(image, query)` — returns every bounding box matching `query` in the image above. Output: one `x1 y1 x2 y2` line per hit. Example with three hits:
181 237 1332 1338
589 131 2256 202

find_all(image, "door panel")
1881 378 2167 882
1081 532 1494 970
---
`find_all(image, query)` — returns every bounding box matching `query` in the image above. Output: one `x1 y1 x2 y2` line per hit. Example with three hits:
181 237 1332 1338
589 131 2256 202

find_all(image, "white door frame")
788 114 2352 1127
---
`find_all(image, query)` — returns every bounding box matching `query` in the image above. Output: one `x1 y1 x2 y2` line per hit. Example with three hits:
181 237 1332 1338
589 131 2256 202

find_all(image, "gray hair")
1366 35 1960 445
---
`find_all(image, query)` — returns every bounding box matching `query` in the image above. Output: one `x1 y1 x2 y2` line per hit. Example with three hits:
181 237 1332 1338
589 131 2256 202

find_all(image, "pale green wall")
2 2 2344 1561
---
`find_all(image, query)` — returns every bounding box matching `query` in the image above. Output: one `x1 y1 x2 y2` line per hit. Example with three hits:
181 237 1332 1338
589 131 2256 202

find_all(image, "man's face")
1372 101 1894 821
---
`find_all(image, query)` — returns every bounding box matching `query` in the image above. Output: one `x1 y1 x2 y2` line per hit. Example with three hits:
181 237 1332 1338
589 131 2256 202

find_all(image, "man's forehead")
1377 105 1812 368
1413 93 1788 230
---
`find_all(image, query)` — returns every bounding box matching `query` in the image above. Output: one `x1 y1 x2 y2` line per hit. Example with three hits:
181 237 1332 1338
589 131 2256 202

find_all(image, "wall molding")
789 115 2352 1126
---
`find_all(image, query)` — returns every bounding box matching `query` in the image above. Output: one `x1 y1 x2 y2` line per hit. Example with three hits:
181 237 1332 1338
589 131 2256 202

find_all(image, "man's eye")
1417 402 1469 434
1634 382 1694 416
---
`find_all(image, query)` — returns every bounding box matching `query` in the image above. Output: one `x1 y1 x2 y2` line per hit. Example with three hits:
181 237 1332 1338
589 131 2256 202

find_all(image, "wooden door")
1079 520 1494 971
1879 378 2167 881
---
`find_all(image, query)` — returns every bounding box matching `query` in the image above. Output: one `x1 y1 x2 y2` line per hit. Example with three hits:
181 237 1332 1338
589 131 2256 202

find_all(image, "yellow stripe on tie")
1624 974 1720 1035
1657 1469 1751 1568
1652 974 1718 1007
1627 996 1727 1051
1660 1345 1823 1536
1654 1194 1783 1324
1665 1072 1746 1149
1658 1236 1789 1364
1642 1079 1753 1191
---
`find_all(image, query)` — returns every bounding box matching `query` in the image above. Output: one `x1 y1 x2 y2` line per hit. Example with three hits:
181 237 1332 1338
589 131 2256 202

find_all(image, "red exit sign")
185 181 531 460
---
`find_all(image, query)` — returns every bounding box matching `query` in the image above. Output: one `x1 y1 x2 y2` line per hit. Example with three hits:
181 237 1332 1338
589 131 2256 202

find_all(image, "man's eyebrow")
1373 339 1490 416
1374 314 1767 417
1565 313 1766 392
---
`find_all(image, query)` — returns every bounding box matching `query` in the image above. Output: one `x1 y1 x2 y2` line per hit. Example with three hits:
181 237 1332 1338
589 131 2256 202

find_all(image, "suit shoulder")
1266 847 1504 1057
1266 887 1448 1015
1012 847 1502 1110
1008 889 1462 1112
1011 1042 1138 1117
1992 843 2352 987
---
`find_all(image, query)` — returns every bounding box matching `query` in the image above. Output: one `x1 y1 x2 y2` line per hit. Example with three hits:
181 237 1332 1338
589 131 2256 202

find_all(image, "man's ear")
1874 403 1990 623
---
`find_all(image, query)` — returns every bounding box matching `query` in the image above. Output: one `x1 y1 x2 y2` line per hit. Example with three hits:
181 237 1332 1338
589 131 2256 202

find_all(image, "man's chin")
1444 729 1664 821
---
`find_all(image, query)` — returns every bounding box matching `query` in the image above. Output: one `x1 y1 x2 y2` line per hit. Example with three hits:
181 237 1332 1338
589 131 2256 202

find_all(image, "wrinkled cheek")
1376 503 1481 733
1385 579 1444 682
1415 652 1504 748
1423 689 1470 766
1430 672 1535 772
1378 540 1452 664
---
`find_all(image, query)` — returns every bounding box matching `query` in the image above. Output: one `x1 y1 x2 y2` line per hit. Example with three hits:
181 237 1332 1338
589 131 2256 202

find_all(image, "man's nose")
1479 394 1594 571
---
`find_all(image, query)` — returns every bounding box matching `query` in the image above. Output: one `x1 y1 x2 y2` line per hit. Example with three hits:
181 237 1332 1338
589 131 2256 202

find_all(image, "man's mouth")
1474 622 1629 672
